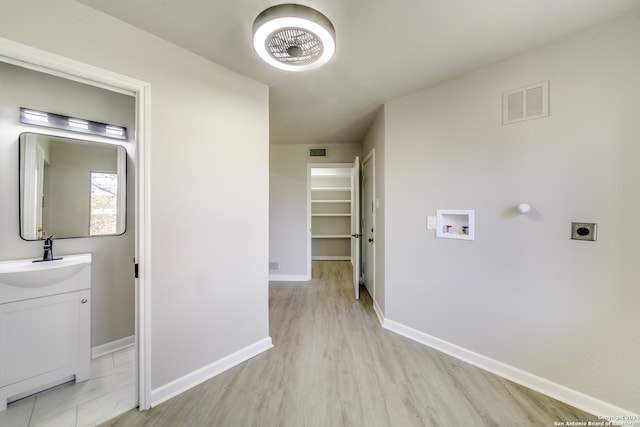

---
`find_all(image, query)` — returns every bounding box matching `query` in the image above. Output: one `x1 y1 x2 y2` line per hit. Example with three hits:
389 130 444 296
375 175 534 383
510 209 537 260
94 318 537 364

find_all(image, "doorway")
308 164 353 262
307 159 361 299
0 39 151 414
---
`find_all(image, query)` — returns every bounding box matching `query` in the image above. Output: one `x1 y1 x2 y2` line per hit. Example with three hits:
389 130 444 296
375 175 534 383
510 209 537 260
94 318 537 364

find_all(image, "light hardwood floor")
102 261 598 426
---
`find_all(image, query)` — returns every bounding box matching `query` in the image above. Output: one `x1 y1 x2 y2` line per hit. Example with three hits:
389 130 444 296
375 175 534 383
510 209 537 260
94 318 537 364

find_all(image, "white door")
362 154 375 299
351 156 361 299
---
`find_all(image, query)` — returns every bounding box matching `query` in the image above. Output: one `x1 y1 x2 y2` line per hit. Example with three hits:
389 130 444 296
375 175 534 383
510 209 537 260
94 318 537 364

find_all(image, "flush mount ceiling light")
253 4 336 72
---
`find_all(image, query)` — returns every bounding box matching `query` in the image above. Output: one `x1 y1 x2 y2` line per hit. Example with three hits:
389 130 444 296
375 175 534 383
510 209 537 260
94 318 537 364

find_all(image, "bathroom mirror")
19 132 127 240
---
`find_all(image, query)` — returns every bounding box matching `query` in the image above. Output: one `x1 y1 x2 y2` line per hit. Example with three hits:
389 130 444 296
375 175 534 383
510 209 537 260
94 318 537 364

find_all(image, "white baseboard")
372 299 384 326
383 319 637 417
92 335 135 359
150 337 273 408
269 274 310 282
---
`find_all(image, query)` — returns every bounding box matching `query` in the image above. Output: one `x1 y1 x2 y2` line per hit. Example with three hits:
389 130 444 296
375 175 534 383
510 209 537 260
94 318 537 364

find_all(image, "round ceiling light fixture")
252 4 336 72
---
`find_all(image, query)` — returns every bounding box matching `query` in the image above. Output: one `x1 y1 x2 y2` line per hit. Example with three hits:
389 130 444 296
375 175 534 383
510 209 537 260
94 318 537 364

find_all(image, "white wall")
383 13 640 413
0 0 270 396
0 61 135 348
270 143 361 279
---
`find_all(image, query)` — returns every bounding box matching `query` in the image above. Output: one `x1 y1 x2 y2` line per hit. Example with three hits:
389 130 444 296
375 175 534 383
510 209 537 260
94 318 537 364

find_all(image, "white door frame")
351 156 361 300
0 37 152 410
362 149 376 302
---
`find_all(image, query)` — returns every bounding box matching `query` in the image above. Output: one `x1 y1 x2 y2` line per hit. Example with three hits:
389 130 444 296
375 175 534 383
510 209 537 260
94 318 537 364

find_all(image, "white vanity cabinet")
0 253 91 411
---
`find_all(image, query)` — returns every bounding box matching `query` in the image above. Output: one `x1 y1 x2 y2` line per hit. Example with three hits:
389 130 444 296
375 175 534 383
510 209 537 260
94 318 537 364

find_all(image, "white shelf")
311 187 351 191
310 171 353 260
312 256 351 261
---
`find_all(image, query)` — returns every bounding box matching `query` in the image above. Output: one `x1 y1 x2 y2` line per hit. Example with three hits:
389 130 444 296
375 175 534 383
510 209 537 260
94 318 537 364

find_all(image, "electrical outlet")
571 222 597 241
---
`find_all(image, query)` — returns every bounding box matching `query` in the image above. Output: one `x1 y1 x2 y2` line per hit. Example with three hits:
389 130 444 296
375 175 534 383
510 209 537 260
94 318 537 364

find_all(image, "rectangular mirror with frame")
19 132 127 240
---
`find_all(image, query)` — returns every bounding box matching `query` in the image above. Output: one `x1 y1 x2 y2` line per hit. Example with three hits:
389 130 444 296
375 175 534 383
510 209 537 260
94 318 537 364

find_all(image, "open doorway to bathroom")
0 58 139 425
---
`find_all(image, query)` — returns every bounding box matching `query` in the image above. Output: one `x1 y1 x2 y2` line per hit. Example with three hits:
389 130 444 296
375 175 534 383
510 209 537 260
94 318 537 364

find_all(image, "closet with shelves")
310 169 353 260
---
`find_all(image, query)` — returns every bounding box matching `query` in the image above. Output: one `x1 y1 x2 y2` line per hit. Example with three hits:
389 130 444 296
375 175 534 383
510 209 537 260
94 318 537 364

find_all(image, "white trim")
135 69 153 412
92 335 135 359
0 37 152 411
372 299 384 326
269 274 311 282
0 39 137 95
149 338 273 407
361 149 376 301
307 164 312 281
351 155 361 300
382 318 637 417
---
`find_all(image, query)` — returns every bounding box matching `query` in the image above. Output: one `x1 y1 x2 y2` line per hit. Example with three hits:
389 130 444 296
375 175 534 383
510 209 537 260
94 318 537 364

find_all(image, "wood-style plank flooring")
102 261 598 426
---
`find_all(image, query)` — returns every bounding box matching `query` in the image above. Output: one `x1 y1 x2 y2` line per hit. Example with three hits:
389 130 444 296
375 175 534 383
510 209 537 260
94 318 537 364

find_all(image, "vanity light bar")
20 108 127 140
105 126 125 137
22 110 49 123
68 118 89 130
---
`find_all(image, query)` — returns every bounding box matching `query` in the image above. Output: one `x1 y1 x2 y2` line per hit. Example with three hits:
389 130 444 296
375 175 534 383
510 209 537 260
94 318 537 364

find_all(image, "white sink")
0 253 92 411
0 254 92 289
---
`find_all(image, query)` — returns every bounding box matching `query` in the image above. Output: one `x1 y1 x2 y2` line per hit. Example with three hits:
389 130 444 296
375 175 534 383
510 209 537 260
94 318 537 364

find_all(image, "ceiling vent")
503 81 549 124
309 148 327 157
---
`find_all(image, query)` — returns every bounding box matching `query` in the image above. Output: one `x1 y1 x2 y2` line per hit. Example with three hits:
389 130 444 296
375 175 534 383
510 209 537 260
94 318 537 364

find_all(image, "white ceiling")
78 0 640 145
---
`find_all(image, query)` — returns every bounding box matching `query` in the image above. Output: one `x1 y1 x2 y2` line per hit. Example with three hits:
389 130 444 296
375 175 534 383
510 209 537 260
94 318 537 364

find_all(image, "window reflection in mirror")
90 172 119 235
19 132 127 240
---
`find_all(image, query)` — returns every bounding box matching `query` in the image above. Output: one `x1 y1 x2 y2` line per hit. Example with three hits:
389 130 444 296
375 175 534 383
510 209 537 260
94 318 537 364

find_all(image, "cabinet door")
0 290 90 387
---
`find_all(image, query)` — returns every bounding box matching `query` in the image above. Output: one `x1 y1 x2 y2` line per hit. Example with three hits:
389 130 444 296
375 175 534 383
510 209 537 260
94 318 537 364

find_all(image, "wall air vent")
503 81 549 124
309 148 327 157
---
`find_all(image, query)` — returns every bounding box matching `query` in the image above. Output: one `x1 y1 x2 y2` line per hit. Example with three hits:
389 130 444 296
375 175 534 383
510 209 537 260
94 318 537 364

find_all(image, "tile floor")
0 346 136 427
